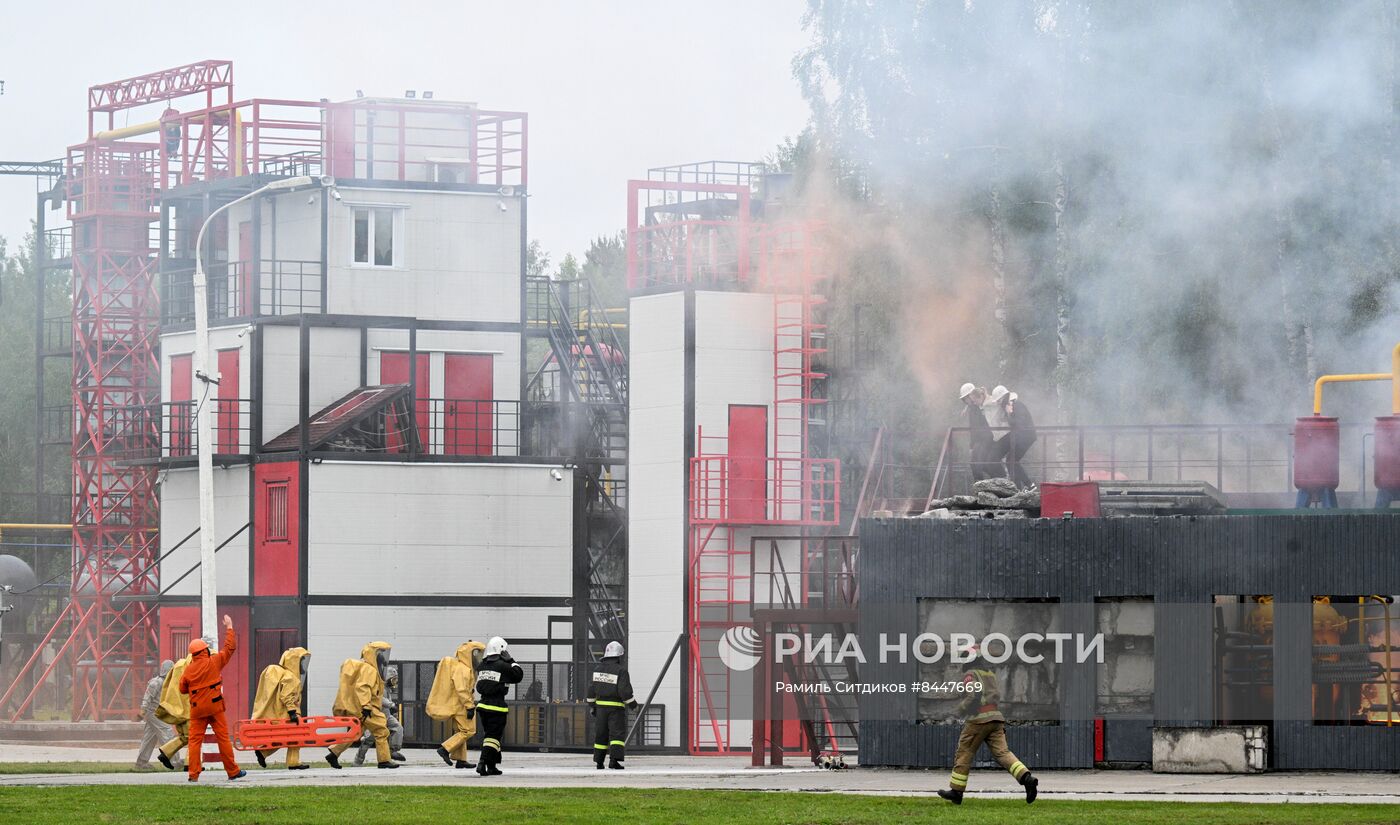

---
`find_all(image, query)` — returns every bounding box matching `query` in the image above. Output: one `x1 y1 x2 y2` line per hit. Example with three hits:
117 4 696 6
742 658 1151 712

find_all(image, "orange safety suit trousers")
188 711 241 779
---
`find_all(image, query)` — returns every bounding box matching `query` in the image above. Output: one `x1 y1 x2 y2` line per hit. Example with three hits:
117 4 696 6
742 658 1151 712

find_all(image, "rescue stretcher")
232 715 363 751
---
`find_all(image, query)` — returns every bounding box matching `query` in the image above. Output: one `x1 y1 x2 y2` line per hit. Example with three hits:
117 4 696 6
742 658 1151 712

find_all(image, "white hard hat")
990 385 1009 403
958 382 976 399
486 636 509 657
604 641 625 658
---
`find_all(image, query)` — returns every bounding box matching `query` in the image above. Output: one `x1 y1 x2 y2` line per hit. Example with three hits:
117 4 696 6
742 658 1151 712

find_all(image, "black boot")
392 751 407 762
476 761 489 776
937 788 964 805
608 758 625 770
324 752 341 770
594 752 606 770
377 761 399 769
455 760 475 769
255 750 267 769
486 763 503 775
1021 772 1038 804
436 746 452 766
157 753 173 771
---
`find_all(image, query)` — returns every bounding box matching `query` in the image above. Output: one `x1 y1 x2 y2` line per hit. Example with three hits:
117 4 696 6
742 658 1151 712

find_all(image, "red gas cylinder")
1294 416 1340 490
1376 416 1400 491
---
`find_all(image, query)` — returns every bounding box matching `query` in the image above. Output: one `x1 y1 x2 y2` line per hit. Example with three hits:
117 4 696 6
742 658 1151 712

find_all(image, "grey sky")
0 0 811 262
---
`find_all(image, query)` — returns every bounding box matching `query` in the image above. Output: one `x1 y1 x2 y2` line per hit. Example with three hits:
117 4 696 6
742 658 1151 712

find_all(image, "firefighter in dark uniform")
474 636 524 776
938 646 1038 805
587 641 638 769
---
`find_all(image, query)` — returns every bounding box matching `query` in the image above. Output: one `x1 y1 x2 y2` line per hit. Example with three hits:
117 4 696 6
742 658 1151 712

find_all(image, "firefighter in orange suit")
938 647 1037 805
179 615 247 782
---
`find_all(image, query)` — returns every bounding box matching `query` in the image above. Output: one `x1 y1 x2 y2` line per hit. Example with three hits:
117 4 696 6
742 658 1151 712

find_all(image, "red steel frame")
627 173 839 754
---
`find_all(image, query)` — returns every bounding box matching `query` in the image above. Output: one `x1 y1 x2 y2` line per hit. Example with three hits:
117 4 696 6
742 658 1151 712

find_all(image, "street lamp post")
192 174 330 645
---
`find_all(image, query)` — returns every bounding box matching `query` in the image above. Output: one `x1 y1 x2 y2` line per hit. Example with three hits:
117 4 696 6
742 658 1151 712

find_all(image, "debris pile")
921 478 1041 519
1097 480 1228 516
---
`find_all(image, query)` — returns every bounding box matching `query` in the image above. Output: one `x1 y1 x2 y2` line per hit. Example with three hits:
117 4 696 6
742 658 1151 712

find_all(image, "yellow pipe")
1312 342 1400 415
0 524 72 530
92 119 162 141
1314 374 1391 415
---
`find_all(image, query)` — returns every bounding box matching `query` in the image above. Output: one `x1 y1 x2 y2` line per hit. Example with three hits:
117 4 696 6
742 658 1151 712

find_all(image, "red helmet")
188 638 209 656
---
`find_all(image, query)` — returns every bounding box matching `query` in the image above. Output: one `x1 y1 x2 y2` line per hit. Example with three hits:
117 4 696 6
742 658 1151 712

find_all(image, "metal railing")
925 423 1380 507
161 259 322 326
690 455 840 525
752 535 858 613
101 399 254 459
41 226 72 261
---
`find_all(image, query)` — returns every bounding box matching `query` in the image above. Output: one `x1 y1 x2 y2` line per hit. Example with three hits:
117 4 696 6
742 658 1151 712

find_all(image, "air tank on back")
0 555 39 623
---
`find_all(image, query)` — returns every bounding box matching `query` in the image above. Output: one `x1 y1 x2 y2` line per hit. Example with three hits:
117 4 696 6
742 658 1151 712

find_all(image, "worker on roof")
587 641 638 770
938 645 1038 805
355 665 406 765
252 646 310 770
155 653 193 771
430 641 486 769
474 636 524 776
960 384 998 482
134 659 177 771
180 615 247 782
325 641 398 769
985 385 1012 473
995 387 1037 489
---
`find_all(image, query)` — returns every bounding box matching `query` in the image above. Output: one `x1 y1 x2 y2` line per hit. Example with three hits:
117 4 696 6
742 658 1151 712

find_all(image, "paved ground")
1 744 1397 802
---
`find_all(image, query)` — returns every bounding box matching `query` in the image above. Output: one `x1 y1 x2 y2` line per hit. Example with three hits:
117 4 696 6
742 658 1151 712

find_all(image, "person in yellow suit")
433 640 485 769
155 652 193 771
325 641 398 769
252 647 311 770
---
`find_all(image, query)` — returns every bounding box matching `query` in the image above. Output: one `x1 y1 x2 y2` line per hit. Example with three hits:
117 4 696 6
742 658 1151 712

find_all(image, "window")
265 481 290 542
352 207 398 266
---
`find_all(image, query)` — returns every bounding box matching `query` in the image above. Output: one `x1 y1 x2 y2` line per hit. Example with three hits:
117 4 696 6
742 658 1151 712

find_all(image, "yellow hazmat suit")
253 647 310 768
328 641 393 766
429 641 485 764
155 655 192 767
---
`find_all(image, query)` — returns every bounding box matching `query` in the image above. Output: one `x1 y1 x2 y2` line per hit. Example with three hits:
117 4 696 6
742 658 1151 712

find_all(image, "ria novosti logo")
717 626 763 671
716 630 1105 671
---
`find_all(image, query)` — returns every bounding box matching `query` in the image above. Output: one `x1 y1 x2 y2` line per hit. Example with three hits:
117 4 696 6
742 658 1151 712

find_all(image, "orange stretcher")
232 715 363 751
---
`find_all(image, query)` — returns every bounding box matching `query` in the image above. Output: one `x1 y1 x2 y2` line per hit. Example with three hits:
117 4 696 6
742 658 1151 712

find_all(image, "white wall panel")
306 606 558 715
158 466 250 597
307 462 572 597
327 188 521 323
626 291 686 746
260 325 301 443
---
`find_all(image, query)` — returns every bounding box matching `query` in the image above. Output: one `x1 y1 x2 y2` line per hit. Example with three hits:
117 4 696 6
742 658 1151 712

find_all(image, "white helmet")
486 636 509 657
990 385 1009 403
958 382 976 400
604 641 625 658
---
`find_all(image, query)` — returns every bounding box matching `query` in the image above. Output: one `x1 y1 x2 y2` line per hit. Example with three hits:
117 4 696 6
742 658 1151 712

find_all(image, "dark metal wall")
857 514 1400 770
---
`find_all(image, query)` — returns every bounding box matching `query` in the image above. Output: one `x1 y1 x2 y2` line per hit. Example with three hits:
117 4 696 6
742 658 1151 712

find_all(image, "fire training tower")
625 163 841 754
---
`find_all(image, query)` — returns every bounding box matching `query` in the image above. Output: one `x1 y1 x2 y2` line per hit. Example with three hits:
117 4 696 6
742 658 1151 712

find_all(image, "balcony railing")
162 259 322 326
690 455 840 526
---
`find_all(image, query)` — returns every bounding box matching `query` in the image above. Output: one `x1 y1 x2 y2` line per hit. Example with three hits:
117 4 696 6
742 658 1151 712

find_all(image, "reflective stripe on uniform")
477 703 509 713
595 700 626 707
593 743 608 750
482 738 501 750
609 740 625 747
950 771 968 789
1009 760 1028 778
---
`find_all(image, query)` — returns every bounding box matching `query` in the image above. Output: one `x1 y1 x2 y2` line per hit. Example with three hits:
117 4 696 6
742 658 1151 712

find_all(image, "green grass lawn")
0 787 1396 824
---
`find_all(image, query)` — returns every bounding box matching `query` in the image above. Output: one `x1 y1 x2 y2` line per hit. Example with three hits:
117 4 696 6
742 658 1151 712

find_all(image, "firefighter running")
474 636 524 776
155 653 192 771
938 647 1038 805
587 641 638 769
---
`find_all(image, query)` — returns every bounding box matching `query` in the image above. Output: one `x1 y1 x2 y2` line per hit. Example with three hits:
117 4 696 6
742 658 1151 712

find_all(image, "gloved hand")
361 707 372 720
500 651 514 663
627 700 639 711
288 711 300 724
465 708 475 720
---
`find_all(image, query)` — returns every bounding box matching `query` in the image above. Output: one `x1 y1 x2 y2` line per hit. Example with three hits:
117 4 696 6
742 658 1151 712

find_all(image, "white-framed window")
352 206 401 267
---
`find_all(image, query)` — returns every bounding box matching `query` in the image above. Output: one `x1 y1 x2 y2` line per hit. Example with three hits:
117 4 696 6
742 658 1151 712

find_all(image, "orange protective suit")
179 626 242 780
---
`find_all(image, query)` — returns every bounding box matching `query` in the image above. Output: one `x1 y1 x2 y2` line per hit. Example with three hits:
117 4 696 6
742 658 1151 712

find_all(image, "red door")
727 405 768 521
380 352 430 451
253 461 299 597
170 353 193 457
237 221 252 315
444 354 493 456
217 348 240 453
